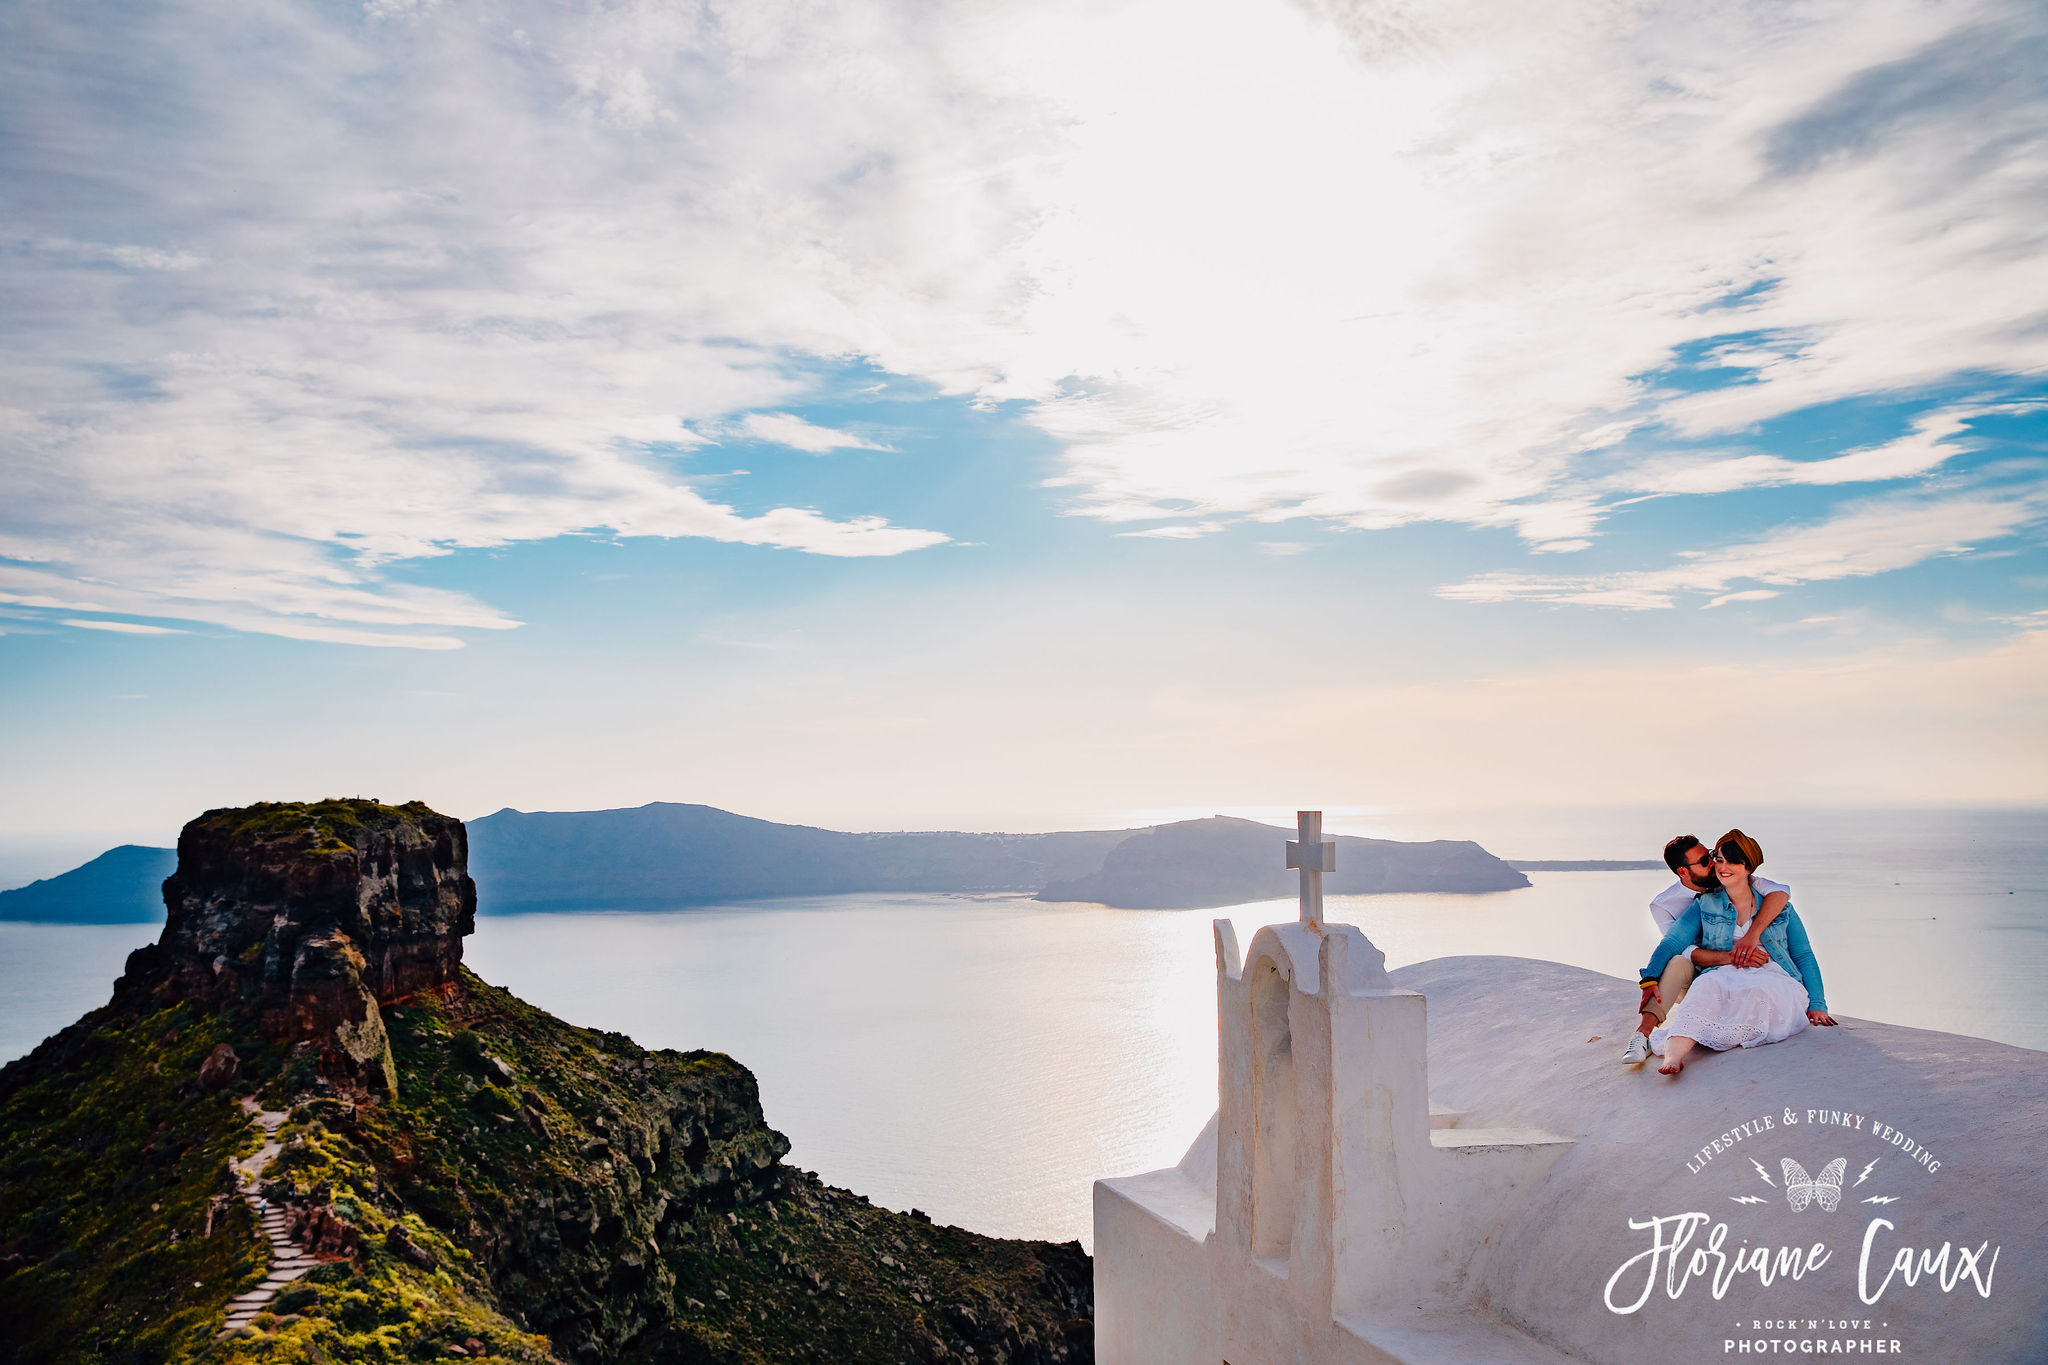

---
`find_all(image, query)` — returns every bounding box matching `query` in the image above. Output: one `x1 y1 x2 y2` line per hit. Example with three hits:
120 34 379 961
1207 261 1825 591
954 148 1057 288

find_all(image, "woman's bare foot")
1659 1038 1696 1076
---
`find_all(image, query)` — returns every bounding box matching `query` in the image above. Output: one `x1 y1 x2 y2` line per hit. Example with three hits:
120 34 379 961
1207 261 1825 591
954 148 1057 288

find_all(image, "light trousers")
1641 953 1695 1024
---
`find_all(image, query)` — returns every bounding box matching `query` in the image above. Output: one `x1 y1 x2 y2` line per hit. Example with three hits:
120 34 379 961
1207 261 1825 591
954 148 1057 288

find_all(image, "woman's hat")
1716 828 1763 870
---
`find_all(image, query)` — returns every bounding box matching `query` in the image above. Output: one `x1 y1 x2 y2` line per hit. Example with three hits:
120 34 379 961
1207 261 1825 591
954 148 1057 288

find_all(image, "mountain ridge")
0 844 178 923
2 802 1533 921
464 803 1131 911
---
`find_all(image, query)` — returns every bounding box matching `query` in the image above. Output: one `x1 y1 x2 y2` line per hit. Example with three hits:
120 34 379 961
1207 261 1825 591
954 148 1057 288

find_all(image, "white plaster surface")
1096 941 2048 1365
1397 954 2048 1363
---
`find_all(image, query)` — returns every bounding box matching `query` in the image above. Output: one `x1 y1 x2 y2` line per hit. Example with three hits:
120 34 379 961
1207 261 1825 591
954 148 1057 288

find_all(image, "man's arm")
1648 881 1693 936
1640 903 1705 996
1732 887 1790 966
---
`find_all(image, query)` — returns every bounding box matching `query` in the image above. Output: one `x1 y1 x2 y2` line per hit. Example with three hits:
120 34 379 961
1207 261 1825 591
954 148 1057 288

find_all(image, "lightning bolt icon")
1730 1195 1768 1205
1855 1159 1880 1187
1752 1159 1775 1187
1862 1196 1899 1205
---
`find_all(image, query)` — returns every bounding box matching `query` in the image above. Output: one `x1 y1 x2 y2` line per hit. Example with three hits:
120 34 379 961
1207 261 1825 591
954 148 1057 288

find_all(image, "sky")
2 0 2046 871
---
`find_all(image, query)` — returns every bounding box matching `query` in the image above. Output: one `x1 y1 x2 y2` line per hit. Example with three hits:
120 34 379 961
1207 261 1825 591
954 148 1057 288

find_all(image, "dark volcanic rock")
196 1041 240 1091
286 1200 361 1260
1038 815 1530 908
125 798 475 1095
387 1223 436 1268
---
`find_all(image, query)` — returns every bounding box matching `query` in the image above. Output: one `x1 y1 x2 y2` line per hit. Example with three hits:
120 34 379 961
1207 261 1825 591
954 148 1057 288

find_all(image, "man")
1619 834 1788 1065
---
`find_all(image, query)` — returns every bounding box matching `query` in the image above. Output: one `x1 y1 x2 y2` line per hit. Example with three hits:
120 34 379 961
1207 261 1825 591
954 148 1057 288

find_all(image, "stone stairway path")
219 1098 325 1336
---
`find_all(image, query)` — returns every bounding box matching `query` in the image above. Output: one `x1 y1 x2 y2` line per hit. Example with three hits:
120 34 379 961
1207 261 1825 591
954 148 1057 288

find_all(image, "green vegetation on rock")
0 999 266 1363
185 800 444 858
0 967 1090 1365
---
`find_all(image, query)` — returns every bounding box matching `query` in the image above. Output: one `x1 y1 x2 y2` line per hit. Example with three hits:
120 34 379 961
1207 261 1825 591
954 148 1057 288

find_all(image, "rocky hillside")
0 800 1091 1365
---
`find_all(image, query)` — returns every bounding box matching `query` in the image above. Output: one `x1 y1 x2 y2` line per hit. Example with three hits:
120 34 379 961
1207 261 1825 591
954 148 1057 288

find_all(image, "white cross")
1285 809 1336 929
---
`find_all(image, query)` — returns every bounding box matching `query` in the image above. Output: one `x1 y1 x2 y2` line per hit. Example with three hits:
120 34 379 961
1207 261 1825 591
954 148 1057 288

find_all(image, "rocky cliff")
131 799 475 1096
0 800 1090 1365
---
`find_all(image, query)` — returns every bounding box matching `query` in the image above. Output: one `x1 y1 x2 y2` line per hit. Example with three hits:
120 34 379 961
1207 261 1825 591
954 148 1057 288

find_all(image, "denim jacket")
1639 885 1828 1011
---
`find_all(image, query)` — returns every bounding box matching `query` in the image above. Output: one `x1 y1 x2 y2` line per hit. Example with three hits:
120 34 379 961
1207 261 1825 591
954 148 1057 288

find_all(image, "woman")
1639 829 1836 1077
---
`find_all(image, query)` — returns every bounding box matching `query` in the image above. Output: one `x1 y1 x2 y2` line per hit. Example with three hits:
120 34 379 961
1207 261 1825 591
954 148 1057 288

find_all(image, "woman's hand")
1806 1009 1837 1027
1731 934 1768 968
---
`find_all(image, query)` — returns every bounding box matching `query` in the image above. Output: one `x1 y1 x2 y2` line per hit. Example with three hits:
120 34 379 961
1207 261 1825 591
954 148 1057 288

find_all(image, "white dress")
1651 924 1811 1055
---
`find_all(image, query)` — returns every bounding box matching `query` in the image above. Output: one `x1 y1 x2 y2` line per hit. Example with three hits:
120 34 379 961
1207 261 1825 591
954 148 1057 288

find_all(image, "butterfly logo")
1781 1157 1847 1213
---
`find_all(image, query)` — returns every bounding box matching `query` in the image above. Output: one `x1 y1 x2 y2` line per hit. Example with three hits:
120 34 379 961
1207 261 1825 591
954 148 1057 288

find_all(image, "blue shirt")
1640 886 1828 1011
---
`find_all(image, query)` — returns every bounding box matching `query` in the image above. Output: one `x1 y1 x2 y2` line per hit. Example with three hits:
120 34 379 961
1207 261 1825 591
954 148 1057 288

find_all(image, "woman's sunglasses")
1712 847 1750 866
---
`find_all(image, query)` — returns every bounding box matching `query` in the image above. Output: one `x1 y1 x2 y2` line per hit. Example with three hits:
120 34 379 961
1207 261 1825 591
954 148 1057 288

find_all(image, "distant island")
0 844 178 923
465 803 1131 910
0 802 1537 922
1505 859 1663 872
1036 816 1528 908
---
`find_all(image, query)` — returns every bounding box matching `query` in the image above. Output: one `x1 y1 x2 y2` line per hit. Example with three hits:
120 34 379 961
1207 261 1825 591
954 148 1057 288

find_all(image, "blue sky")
2 0 2045 865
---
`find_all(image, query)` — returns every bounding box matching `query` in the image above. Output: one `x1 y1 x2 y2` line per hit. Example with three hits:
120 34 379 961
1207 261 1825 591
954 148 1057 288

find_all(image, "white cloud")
724 413 892 453
58 619 188 635
978 0 2048 547
0 0 2042 645
1613 403 2022 498
1438 485 2048 609
0 560 509 649
1 0 972 645
605 416 708 449
1116 522 1225 539
22 236 208 272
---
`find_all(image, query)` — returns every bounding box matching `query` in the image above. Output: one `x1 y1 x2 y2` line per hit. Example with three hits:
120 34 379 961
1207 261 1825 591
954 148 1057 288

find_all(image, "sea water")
2 806 2041 1248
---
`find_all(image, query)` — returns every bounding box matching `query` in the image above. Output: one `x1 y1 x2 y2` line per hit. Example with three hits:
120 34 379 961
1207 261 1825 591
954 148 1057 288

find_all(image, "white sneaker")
1621 1034 1652 1066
